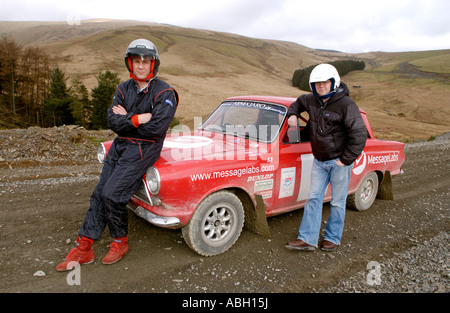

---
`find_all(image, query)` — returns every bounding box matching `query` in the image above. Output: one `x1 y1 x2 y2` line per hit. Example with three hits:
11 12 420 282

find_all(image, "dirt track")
0 131 448 294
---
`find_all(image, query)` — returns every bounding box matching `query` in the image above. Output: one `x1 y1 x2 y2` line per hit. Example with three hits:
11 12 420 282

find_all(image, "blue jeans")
297 158 353 247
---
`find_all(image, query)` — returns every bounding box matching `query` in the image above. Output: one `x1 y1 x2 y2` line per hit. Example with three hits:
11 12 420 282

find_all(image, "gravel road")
316 134 450 293
0 128 448 295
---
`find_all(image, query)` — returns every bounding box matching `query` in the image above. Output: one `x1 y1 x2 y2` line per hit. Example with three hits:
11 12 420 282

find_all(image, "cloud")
0 0 449 53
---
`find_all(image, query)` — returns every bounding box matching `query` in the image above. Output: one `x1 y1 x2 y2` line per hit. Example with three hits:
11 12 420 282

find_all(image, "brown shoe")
285 239 315 251
320 240 337 252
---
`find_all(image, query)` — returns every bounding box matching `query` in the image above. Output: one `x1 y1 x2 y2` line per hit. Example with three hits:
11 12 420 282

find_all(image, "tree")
292 60 366 91
43 67 74 127
0 36 22 114
0 37 51 127
90 70 120 130
21 46 51 125
70 77 90 127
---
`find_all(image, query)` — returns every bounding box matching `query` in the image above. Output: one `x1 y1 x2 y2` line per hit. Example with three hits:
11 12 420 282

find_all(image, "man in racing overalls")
57 39 178 271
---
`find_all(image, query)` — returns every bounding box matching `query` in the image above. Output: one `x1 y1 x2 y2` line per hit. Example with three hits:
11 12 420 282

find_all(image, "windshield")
199 100 287 143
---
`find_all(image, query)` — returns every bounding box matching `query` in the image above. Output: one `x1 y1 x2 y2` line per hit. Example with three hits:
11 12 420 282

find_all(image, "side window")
284 123 301 144
283 113 310 144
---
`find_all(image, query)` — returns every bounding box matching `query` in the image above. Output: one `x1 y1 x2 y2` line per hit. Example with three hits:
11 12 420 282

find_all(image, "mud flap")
377 171 394 200
244 195 271 238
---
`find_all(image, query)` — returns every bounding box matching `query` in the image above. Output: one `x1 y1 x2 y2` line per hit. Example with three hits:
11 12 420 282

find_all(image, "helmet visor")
130 54 154 61
127 46 157 59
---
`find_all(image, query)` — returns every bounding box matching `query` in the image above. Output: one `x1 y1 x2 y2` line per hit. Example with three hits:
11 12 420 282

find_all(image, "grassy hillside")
1 20 449 141
347 50 450 141
35 21 334 129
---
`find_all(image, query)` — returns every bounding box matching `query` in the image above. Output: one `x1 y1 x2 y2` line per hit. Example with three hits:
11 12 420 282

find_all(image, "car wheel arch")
187 186 256 222
228 188 258 228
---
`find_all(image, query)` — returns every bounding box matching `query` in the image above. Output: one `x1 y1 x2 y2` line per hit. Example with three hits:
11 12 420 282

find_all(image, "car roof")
226 95 367 115
225 95 297 108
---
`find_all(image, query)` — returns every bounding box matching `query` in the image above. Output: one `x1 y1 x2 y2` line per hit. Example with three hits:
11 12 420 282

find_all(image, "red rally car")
97 96 405 256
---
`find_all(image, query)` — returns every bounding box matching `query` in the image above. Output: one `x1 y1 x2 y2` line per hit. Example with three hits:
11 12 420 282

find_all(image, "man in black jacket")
285 64 366 252
57 39 178 271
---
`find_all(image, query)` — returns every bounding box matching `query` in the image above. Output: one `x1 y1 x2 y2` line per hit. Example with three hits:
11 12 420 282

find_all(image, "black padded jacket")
287 82 367 165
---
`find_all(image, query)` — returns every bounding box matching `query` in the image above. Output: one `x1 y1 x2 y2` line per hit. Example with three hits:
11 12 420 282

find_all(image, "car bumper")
127 203 181 228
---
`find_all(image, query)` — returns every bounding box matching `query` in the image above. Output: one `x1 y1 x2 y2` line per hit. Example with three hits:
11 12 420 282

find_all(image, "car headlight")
97 143 106 163
146 166 161 195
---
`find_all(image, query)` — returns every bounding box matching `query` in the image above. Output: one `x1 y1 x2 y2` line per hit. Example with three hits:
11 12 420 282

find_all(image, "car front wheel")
182 191 245 256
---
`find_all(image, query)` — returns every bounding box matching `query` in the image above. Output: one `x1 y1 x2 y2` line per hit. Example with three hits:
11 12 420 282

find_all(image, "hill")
1 19 449 141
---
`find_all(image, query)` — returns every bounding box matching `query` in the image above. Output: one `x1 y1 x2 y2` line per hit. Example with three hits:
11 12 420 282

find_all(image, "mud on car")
98 96 405 256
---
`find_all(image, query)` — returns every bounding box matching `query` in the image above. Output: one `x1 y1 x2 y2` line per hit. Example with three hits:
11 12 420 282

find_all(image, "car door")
268 116 314 216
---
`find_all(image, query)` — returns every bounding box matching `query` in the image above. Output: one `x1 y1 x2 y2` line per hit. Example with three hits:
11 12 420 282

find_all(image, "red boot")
102 236 129 265
56 236 94 272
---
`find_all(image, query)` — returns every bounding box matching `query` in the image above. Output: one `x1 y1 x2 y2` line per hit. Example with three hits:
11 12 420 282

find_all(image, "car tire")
347 172 379 211
182 191 245 256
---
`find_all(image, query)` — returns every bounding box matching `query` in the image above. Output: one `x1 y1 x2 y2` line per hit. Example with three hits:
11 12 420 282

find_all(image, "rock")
33 270 46 277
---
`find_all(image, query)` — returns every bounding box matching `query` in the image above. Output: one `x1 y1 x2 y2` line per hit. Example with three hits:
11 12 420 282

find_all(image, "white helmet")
309 64 341 99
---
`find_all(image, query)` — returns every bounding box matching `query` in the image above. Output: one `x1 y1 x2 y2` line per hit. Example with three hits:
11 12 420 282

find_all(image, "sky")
1 0 449 53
